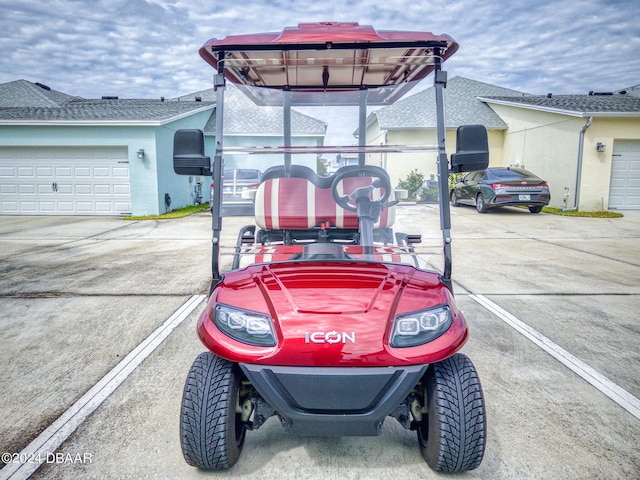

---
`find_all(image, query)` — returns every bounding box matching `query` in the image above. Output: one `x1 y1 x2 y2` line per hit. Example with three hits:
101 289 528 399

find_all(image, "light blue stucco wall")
154 109 214 215
0 107 213 216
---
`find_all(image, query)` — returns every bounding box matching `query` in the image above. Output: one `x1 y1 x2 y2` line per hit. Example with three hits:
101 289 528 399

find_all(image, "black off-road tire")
417 353 486 472
180 352 246 470
476 193 488 213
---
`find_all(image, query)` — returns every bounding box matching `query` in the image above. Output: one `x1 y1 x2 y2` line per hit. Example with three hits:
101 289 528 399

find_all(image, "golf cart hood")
198 262 468 367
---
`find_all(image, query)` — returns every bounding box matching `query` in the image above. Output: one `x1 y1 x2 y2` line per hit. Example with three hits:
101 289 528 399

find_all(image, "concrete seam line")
469 293 640 420
0 294 206 480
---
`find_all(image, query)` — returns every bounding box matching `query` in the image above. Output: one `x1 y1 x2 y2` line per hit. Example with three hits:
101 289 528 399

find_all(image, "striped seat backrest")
254 176 395 230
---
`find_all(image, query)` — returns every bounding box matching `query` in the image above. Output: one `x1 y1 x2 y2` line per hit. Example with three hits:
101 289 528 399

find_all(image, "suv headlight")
390 305 452 348
214 304 276 347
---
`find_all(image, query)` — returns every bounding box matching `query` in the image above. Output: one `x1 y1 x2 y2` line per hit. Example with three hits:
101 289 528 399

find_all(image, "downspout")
563 116 592 211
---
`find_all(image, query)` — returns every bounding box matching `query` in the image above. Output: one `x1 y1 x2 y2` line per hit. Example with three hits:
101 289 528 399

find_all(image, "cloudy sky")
1 0 638 143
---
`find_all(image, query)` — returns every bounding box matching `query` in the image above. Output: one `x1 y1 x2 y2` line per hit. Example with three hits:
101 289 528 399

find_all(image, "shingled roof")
478 91 640 117
174 85 326 136
616 83 640 97
0 95 213 125
371 76 528 131
0 79 78 107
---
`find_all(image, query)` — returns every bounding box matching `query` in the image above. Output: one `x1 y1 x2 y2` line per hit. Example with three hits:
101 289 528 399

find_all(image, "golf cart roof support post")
433 52 453 289
211 52 226 280
283 89 292 176
358 88 368 166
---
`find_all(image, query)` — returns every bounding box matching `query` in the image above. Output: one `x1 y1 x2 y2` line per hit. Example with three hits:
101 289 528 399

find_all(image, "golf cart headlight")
390 305 452 348
215 304 276 347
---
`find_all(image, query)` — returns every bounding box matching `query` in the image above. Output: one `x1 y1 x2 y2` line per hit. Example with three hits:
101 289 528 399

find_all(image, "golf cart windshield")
217 79 442 271
173 22 488 283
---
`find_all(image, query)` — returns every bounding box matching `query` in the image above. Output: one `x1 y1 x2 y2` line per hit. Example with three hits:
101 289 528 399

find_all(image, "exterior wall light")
137 148 145 159
596 142 606 153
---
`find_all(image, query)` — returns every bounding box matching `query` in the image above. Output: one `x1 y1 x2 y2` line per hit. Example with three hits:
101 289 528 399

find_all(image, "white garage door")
0 147 131 215
609 140 640 210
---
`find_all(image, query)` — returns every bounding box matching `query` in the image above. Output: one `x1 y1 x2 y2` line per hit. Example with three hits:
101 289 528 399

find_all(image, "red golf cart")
174 22 488 473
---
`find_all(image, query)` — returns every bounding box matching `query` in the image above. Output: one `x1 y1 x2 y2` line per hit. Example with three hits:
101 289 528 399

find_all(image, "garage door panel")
56 184 73 195
113 184 130 195
13 150 35 160
57 202 74 212
76 202 94 212
94 185 112 195
0 147 131 215
36 167 54 177
93 167 111 177
75 184 92 195
609 140 640 210
23 201 40 211
55 167 73 178
1 201 18 211
0 166 15 177
95 202 114 212
113 167 129 177
90 150 113 160
18 167 36 177
37 184 54 194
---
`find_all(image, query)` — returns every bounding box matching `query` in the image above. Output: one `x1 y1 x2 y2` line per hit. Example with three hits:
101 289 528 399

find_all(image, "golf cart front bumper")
240 363 427 436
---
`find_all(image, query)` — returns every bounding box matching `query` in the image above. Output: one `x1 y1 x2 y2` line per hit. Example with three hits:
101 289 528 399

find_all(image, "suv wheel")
417 353 486 472
529 206 543 213
180 352 246 469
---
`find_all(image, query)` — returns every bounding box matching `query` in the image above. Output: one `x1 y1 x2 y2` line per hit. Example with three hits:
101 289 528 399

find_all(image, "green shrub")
421 185 439 202
397 169 425 200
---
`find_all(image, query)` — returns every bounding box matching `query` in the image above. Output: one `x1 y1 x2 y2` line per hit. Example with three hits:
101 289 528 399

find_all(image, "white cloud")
0 0 638 140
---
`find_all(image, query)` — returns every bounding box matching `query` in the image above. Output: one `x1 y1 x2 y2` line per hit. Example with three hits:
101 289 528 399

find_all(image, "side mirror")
173 129 211 176
450 124 489 173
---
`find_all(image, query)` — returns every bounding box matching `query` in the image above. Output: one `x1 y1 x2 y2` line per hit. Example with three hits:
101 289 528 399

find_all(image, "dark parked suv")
450 167 550 213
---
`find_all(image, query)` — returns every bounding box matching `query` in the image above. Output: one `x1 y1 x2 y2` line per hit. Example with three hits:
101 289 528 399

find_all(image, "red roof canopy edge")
199 22 458 69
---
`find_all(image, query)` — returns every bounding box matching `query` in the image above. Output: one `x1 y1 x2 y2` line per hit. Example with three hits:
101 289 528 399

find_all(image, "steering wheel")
331 165 392 213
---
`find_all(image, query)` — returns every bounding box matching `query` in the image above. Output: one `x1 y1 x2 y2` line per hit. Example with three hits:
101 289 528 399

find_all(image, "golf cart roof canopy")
199 22 458 106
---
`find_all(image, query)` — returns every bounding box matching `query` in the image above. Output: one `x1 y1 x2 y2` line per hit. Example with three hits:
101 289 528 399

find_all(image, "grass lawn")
124 204 210 220
541 207 623 218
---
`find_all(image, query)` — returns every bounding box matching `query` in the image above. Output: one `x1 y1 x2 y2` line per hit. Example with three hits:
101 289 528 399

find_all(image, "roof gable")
616 84 640 98
176 85 326 136
373 76 528 130
0 79 78 107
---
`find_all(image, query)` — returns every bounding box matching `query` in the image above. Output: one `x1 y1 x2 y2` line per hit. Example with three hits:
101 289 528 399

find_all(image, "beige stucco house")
479 90 640 211
366 77 640 211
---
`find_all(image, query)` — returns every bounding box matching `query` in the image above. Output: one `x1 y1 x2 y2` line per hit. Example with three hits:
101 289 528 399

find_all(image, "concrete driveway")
0 207 639 479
